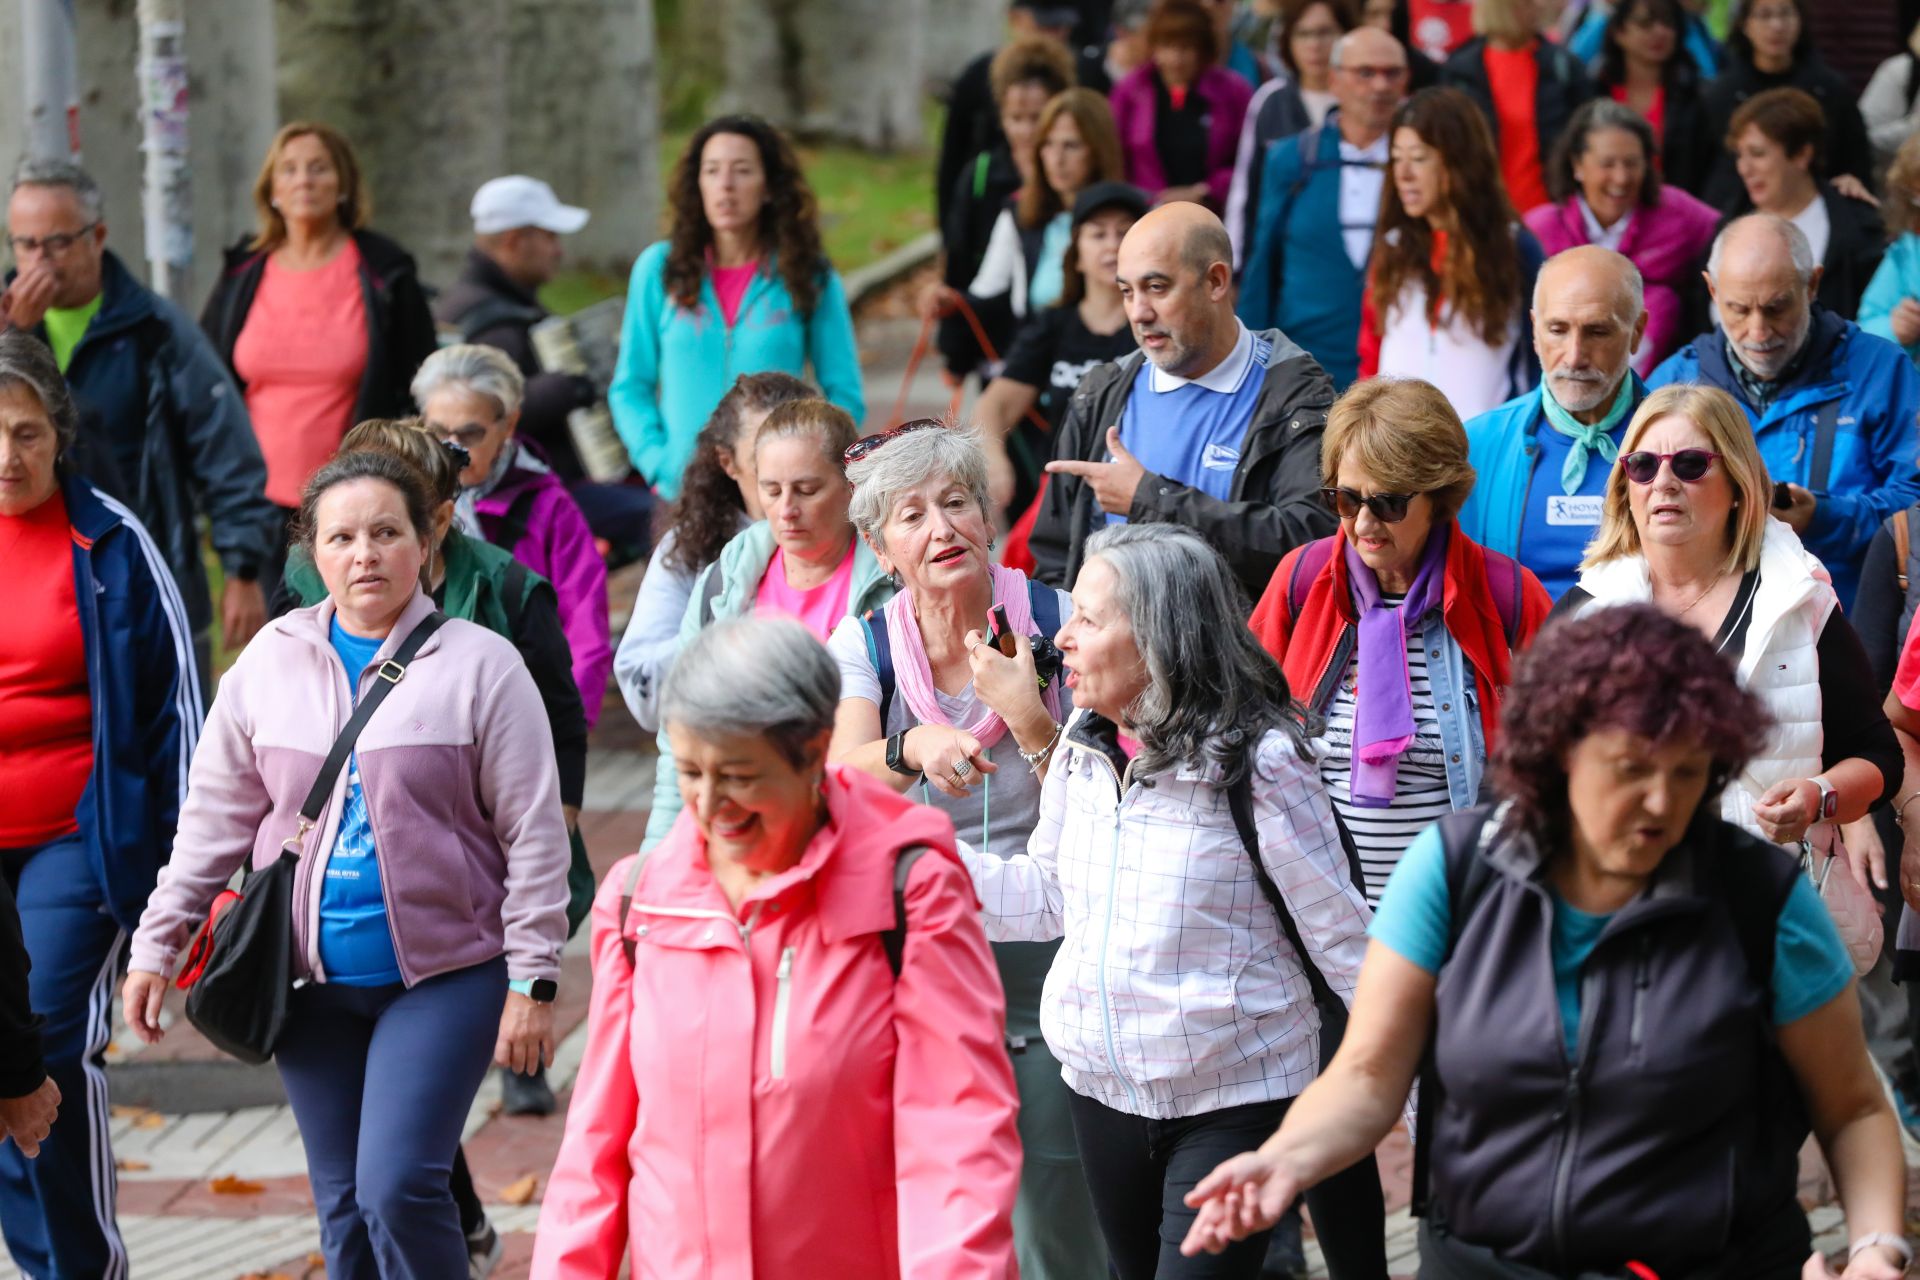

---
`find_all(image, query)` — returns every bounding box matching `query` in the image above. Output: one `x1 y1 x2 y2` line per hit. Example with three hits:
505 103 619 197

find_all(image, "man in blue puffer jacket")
1649 214 1920 609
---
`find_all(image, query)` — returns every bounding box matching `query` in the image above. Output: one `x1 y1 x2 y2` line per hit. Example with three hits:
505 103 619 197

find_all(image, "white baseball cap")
470 176 590 236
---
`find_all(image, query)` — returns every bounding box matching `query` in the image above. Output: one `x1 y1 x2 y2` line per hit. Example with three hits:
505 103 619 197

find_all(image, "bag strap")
881 846 929 979
1225 772 1353 1014
1479 547 1526 649
1807 400 1843 494
1026 577 1062 639
861 609 896 728
500 558 532 637
618 847 654 967
299 612 447 830
495 487 540 557
1284 537 1339 629
1896 508 1914 594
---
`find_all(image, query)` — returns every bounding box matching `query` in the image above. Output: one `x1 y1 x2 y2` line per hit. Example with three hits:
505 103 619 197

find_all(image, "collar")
460 248 540 307
1333 115 1389 161
1148 321 1256 394
1575 197 1630 250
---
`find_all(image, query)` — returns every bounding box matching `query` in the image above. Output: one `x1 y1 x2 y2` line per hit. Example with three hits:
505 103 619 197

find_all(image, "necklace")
1668 571 1726 619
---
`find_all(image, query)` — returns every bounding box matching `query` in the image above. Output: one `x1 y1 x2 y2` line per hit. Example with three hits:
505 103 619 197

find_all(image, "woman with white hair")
825 420 1107 1280
534 616 1022 1278
955 523 1387 1280
415 343 610 724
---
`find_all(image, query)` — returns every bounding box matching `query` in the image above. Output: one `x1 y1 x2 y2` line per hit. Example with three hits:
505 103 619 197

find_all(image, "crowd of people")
7 0 1920 1278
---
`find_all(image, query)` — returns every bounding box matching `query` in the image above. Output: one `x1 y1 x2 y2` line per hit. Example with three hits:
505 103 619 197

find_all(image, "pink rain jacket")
533 765 1022 1279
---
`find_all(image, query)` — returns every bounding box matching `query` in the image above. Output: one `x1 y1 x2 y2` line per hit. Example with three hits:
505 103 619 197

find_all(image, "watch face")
531 979 558 1003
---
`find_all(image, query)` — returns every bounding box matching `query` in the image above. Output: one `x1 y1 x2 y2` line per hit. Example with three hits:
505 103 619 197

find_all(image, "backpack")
1279 535 1527 650
857 578 1064 728
1887 506 1920 648
617 845 929 978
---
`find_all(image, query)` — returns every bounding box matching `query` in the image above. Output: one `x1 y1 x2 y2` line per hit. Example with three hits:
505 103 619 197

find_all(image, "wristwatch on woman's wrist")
1811 776 1839 822
1848 1232 1912 1268
509 978 557 1003
885 731 919 778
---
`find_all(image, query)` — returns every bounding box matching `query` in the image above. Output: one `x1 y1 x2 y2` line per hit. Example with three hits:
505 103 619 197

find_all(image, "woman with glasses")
1251 378 1551 904
1591 0 1715 193
1553 384 1898 849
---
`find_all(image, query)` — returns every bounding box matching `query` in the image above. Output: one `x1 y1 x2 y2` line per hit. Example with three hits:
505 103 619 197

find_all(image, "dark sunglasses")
1320 486 1418 523
844 417 944 467
1620 449 1722 484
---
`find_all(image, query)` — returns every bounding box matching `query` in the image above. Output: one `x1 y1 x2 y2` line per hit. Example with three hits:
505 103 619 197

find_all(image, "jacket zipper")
1085 748 1143 1114
1550 945 1607 1270
1627 934 1652 1059
771 946 795 1080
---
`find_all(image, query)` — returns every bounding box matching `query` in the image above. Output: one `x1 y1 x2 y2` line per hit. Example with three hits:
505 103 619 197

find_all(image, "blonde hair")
1321 378 1477 520
1473 0 1538 44
338 417 462 505
1886 130 1920 238
754 398 859 469
249 121 370 252
1581 384 1771 577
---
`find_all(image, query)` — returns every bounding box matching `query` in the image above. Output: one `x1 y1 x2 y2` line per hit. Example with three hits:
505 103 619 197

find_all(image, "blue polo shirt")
1111 324 1269 522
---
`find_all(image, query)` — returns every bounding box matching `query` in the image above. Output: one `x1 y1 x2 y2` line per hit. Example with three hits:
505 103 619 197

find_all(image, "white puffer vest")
1573 518 1834 845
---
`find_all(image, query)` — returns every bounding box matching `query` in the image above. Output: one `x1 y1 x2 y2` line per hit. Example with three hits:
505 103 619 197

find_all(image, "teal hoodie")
641 521 895 847
608 242 865 500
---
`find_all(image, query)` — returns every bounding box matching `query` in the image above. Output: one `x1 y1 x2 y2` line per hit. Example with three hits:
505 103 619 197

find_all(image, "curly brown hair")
1370 87 1522 347
667 372 816 574
663 116 826 318
1492 604 1770 850
1886 130 1920 237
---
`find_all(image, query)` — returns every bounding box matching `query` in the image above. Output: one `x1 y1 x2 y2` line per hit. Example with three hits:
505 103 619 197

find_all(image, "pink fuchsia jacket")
474 453 611 727
127 589 571 986
532 766 1021 1280
1523 187 1719 377
1110 64 1255 209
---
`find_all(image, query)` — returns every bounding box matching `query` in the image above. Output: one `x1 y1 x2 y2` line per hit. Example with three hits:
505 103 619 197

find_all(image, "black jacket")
1441 37 1596 186
1645 54 1715 196
1700 54 1875 211
1027 327 1338 597
200 228 440 441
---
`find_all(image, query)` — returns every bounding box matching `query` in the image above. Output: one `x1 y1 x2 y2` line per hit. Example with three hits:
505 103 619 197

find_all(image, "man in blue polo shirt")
1458 246 1649 599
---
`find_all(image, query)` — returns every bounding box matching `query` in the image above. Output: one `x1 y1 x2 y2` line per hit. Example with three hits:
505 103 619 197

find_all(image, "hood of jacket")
1692 303 1850 409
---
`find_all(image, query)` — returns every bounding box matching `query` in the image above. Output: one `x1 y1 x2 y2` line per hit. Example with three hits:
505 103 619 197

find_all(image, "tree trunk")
722 0 929 151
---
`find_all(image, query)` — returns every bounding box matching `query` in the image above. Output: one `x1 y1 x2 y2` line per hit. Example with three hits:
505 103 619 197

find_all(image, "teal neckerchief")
1540 377 1633 496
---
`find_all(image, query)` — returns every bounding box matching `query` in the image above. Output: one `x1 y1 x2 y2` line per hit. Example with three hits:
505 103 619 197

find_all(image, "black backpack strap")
618 849 654 967
299 612 446 832
500 558 532 638
495 487 540 557
882 846 930 979
1026 577 1062 639
1807 399 1843 494
456 295 545 344
1226 774 1348 1013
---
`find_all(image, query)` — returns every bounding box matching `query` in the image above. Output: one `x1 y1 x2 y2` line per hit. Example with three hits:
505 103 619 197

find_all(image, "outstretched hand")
1179 1149 1301 1256
1046 426 1146 517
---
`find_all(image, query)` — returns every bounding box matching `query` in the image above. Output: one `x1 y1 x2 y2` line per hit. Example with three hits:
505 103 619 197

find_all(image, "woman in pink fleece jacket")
121 449 572 1280
534 615 1022 1280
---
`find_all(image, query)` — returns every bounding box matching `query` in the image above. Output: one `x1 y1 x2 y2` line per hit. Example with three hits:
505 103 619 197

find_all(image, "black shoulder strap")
496 488 540 557
618 848 653 967
1226 773 1350 1013
881 846 930 979
300 613 447 830
1807 400 1843 494
500 558 532 637
1026 577 1062 639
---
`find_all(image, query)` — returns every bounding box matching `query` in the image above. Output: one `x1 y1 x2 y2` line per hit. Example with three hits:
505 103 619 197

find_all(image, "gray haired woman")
953 523 1388 1280
825 420 1106 1280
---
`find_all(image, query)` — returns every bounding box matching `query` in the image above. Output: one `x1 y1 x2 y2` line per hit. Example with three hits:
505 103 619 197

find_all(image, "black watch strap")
885 731 919 778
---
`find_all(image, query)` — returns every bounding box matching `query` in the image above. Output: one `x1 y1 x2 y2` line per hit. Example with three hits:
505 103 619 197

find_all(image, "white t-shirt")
1790 193 1831 270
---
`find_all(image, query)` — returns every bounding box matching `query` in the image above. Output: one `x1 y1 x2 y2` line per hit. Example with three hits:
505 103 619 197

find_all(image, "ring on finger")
953 758 975 779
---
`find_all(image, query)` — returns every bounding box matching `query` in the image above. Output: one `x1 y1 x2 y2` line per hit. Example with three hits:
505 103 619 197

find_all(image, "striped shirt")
1313 632 1452 905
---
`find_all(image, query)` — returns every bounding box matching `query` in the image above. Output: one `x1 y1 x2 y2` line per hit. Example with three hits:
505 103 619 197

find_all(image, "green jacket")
641 522 896 849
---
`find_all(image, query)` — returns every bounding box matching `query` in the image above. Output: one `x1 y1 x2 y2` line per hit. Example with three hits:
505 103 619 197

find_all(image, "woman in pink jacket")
534 615 1022 1280
1524 100 1718 376
1110 0 1255 210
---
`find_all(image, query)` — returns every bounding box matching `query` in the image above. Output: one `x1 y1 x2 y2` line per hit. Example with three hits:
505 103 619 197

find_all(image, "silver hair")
660 615 841 768
10 157 104 223
1082 524 1311 781
410 343 526 418
1531 247 1646 327
1706 213 1815 286
0 330 78 451
845 423 992 554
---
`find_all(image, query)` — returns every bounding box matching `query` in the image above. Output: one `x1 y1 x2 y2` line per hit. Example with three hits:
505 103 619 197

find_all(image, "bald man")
1648 213 1920 608
1458 246 1650 598
1029 202 1338 597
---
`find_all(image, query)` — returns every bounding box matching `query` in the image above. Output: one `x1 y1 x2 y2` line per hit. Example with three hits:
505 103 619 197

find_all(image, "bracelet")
1019 721 1063 772
1848 1232 1913 1267
1897 794 1920 829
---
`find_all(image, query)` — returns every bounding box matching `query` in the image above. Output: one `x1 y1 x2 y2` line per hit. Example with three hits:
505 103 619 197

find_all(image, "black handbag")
178 613 447 1063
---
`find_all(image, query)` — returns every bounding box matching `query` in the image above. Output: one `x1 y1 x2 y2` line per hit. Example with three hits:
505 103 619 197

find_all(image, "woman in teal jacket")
1860 131 1920 367
610 115 865 500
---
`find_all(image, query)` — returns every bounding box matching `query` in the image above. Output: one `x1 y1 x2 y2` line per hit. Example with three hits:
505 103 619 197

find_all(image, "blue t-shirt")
1516 423 1614 600
317 618 403 987
1371 825 1855 1060
1109 333 1270 523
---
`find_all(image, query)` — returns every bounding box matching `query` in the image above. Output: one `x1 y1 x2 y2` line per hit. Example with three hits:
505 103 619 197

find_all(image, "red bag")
173 888 242 990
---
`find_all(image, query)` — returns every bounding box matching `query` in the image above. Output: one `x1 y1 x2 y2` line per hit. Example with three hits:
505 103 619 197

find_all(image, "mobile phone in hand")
1772 481 1793 510
989 604 1016 656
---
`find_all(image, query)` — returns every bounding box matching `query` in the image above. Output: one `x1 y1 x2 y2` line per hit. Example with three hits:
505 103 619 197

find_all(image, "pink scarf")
883 564 1063 748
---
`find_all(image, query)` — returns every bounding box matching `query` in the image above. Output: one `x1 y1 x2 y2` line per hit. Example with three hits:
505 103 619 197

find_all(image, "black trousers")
1066 1089 1389 1280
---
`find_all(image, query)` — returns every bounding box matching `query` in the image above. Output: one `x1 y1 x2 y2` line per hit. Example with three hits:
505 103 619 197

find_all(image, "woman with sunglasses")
824 421 1107 1280
1251 378 1551 904
1554 384 1899 850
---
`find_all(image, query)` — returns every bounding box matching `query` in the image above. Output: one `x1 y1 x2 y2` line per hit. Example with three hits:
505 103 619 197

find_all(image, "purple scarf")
1345 524 1449 808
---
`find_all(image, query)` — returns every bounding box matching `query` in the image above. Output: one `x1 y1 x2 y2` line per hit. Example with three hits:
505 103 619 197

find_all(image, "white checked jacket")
958 711 1373 1120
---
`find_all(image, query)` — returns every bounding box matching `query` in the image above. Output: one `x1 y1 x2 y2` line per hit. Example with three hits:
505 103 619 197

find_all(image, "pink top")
711 259 760 328
754 545 855 641
233 240 369 507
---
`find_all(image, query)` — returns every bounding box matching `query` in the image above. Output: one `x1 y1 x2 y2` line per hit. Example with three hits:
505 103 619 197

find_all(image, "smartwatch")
509 978 558 1003
885 731 919 778
1812 776 1839 822
231 561 261 583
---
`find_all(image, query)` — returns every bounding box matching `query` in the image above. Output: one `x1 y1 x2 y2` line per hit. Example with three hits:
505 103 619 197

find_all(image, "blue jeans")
274 956 506 1280
0 834 129 1280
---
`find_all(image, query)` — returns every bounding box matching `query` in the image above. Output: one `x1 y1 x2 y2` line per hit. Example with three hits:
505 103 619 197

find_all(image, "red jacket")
1248 523 1551 747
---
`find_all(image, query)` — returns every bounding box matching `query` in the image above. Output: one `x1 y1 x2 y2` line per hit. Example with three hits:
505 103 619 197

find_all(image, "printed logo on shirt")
1051 357 1106 391
1202 443 1241 471
1546 495 1604 526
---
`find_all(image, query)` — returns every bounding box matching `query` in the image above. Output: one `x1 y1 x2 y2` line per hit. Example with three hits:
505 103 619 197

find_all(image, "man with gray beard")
1458 246 1649 599
1649 213 1920 609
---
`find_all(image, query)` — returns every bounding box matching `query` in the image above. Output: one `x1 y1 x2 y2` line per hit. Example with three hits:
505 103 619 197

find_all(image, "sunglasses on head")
1320 486 1417 523
844 418 944 467
1620 449 1722 485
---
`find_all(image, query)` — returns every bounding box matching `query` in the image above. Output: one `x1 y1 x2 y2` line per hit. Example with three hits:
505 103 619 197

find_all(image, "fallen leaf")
115 1158 150 1172
132 1110 168 1130
210 1174 266 1195
498 1173 539 1205
108 1104 143 1118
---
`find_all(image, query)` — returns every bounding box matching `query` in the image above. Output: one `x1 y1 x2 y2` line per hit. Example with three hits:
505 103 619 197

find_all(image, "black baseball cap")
1071 181 1151 231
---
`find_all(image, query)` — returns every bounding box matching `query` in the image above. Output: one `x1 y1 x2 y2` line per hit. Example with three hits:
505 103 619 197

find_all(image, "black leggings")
1066 1090 1389 1280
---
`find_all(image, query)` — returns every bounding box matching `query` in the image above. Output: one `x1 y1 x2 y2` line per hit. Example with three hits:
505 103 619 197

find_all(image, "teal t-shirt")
1370 825 1855 1060
316 618 403 986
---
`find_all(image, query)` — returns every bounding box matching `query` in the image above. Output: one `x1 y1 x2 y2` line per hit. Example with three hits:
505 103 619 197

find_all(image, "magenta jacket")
1523 187 1719 376
476 456 612 726
1110 64 1254 209
128 589 571 986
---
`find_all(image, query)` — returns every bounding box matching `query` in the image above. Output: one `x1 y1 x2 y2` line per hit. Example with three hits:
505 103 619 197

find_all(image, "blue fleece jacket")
608 242 865 501
1859 234 1920 365
1647 311 1920 608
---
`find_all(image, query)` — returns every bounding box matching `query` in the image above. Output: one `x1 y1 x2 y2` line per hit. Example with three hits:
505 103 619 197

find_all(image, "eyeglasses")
1339 64 1409 82
1320 486 1418 523
434 423 493 450
843 418 943 467
1291 26 1342 42
8 223 97 258
1620 449 1722 484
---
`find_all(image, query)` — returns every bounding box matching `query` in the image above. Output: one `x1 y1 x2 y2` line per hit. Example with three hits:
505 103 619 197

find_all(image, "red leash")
888 293 1053 435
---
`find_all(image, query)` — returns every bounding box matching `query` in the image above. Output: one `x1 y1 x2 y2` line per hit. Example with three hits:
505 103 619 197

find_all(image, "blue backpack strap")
861 609 895 728
1026 576 1062 639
